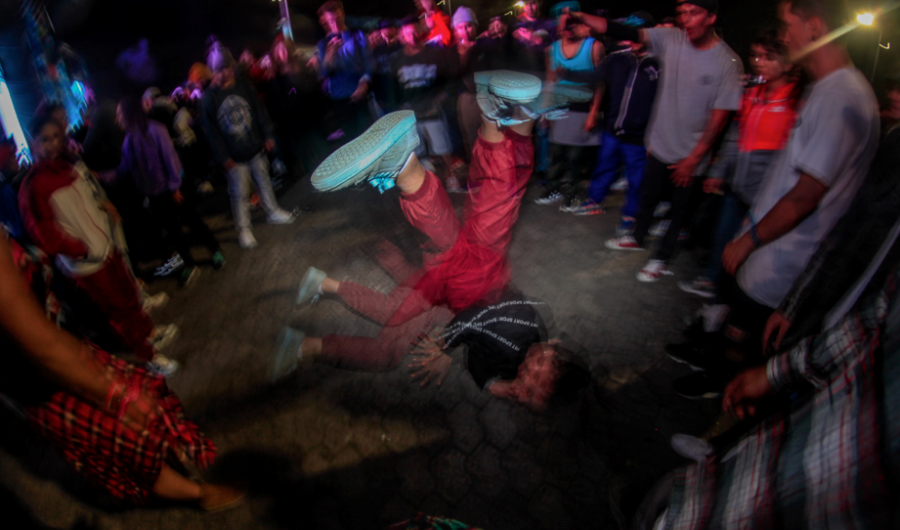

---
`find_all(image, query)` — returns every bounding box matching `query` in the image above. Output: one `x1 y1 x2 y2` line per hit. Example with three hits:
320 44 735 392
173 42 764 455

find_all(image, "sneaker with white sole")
297 266 327 305
269 326 310 384
142 292 169 313
535 189 563 205
670 434 714 462
637 259 673 282
148 353 179 376
571 199 604 216
238 230 258 249
150 324 179 351
267 209 295 224
678 277 716 299
605 235 644 251
476 70 542 126
154 253 184 277
311 110 419 193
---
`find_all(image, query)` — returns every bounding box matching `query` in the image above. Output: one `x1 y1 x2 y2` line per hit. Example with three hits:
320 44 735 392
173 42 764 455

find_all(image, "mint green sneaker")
269 326 306 384
296 266 327 305
311 111 419 193
476 70 542 126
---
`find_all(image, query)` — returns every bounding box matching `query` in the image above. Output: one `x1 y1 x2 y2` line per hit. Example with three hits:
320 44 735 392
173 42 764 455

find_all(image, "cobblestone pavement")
0 176 722 530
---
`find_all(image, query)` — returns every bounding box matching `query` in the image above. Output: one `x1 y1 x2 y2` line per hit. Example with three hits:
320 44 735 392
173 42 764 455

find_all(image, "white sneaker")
238 230 258 249
150 324 179 351
637 259 673 282
148 353 179 376
196 181 215 194
142 292 169 313
670 434 714 462
267 209 295 225
605 235 644 251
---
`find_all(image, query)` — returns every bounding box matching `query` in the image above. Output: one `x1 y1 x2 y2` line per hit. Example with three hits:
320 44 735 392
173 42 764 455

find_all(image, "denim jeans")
706 189 750 287
226 151 280 231
587 131 647 218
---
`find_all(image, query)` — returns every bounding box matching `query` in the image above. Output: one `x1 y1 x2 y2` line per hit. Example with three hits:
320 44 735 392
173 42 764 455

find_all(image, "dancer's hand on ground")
762 310 791 356
409 353 452 387
722 366 774 420
409 324 446 357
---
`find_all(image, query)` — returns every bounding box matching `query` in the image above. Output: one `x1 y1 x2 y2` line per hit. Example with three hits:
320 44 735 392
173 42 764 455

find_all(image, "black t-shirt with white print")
443 297 547 390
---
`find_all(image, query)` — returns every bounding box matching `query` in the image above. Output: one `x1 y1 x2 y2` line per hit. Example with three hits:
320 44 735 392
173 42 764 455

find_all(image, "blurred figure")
109 97 224 285
881 69 900 134
201 43 295 250
586 1 744 284
372 20 402 113
416 0 452 47
115 39 159 86
572 12 659 238
311 1 375 141
18 113 179 374
679 29 798 300
535 11 603 211
0 137 26 241
0 234 241 511
514 0 556 73
142 87 178 139
453 7 487 163
265 36 330 175
392 16 456 190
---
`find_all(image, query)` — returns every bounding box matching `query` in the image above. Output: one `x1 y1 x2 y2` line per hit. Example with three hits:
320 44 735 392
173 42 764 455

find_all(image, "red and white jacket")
18 159 126 277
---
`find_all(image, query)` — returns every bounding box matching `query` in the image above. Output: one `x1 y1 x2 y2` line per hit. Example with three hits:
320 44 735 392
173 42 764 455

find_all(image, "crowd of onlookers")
3 0 900 526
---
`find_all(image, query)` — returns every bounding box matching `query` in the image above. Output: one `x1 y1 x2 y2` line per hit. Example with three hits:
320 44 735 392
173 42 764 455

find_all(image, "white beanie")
452 6 478 28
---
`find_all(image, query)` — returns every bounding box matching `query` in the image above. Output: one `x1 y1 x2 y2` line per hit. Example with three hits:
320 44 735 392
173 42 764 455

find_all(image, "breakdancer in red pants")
272 71 589 410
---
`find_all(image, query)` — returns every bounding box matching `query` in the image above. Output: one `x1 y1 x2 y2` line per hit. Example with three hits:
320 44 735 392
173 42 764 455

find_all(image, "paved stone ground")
0 174 723 530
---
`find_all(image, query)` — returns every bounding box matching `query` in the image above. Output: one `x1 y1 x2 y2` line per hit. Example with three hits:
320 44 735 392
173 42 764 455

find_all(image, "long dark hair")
118 96 149 136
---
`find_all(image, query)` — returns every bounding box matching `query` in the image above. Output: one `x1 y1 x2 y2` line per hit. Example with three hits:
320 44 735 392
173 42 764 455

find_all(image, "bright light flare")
0 78 30 164
515 1 525 7
857 12 875 25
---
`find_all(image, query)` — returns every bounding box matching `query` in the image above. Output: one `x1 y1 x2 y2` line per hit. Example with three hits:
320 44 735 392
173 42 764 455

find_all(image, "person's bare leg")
396 153 427 195
321 277 340 294
152 464 202 501
300 336 323 357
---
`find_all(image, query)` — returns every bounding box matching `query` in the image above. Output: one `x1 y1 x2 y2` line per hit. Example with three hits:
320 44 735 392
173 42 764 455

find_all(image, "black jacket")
598 50 660 145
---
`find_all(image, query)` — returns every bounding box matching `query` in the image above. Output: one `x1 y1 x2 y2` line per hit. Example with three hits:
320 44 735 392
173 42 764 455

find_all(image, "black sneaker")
535 189 563 205
665 342 718 372
672 372 728 400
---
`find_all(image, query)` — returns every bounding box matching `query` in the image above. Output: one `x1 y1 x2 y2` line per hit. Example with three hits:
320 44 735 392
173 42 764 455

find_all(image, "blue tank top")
550 37 595 86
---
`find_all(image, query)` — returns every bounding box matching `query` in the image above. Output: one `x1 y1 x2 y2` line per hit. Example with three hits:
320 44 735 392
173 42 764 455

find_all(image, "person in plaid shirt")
645 242 900 529
0 233 243 511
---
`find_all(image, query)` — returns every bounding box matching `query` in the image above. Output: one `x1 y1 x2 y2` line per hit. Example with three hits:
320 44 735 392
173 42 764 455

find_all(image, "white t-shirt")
644 28 744 170
737 67 880 308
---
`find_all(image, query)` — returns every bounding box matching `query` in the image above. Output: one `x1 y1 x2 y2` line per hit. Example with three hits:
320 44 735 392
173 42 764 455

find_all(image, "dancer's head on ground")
490 342 591 411
28 113 65 162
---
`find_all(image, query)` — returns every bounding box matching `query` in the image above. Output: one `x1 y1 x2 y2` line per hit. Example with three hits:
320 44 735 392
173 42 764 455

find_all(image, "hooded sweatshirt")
19 159 125 276
201 78 275 165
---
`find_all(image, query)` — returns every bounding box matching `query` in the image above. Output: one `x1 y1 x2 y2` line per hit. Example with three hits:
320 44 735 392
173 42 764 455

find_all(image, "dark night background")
1 0 899 104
